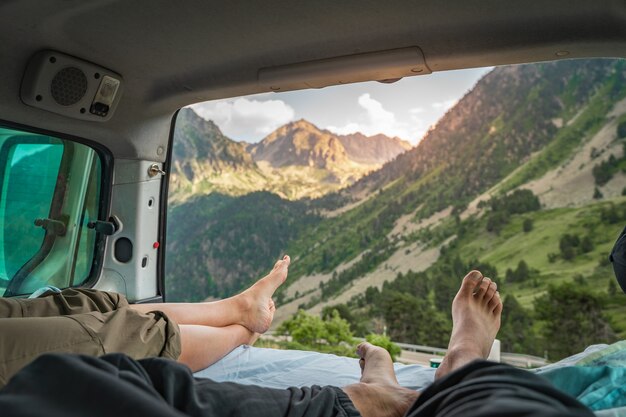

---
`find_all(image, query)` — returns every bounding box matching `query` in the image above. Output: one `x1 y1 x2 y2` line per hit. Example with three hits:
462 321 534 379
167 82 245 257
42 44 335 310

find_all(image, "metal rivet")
157 146 164 155
555 50 570 57
411 68 424 73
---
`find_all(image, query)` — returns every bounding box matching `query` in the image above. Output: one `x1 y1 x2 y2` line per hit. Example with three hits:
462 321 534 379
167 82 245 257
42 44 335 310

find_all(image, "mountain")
169 113 411 201
169 108 260 200
248 119 411 168
279 59 626 296
249 120 351 169
336 132 411 165
165 59 626 358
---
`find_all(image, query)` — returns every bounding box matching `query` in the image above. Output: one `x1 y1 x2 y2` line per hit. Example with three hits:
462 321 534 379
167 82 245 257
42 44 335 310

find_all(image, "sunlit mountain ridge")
169 110 411 202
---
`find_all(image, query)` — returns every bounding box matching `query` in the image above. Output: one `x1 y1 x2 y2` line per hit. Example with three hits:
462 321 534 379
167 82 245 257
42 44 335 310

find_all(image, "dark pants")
406 361 594 417
0 354 593 417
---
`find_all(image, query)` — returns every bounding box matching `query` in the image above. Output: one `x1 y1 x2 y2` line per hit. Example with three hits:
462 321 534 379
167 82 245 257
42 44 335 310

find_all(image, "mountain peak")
250 119 348 169
277 119 322 134
249 119 412 168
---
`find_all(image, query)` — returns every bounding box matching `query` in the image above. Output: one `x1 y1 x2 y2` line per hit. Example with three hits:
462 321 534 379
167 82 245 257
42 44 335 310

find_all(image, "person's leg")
0 353 361 417
0 288 126 318
435 270 502 379
405 361 594 417
0 298 179 388
177 324 257 371
0 269 591 417
131 255 289 333
345 269 592 417
340 270 504 417
0 315 103 387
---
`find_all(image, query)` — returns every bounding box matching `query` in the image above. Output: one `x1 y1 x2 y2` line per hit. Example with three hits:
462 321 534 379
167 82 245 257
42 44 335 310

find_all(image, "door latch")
148 163 166 177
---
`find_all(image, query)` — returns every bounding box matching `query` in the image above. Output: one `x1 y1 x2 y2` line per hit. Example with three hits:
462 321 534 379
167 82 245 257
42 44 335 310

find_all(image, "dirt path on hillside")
272 254 364 327
282 254 364 299
387 205 451 239
305 236 454 317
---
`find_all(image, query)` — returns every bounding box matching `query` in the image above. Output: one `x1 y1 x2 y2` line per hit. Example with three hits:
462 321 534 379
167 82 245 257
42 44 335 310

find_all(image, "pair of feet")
345 270 502 417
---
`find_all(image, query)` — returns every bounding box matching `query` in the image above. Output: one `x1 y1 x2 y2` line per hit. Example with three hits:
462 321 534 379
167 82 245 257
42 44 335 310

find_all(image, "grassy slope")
456 198 626 337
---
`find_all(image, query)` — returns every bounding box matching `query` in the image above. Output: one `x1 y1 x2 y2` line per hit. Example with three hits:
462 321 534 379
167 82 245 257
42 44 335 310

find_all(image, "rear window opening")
165 58 626 365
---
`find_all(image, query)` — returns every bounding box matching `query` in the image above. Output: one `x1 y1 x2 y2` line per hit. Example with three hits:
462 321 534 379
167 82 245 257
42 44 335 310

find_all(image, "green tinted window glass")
2 143 63 279
0 127 103 296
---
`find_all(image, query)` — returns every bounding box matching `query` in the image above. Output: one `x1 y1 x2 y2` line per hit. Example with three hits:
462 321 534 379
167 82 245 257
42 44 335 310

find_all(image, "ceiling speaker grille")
50 67 88 106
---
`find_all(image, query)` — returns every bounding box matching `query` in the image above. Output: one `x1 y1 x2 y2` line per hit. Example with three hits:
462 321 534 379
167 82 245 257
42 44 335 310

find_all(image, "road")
397 350 441 367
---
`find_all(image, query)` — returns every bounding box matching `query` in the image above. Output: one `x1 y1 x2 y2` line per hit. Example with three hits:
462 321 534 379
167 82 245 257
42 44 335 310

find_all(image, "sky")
191 67 492 145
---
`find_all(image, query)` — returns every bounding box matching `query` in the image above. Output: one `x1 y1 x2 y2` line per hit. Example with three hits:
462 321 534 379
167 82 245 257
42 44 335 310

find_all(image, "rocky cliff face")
248 120 351 169
169 108 256 194
337 132 411 165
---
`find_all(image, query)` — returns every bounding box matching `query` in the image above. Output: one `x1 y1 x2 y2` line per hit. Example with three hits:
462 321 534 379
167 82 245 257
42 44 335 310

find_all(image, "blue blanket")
195 342 626 415
537 341 626 413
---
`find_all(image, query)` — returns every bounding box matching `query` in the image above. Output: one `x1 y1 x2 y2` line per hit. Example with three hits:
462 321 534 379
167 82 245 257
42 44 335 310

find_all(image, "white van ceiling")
1 0 626 160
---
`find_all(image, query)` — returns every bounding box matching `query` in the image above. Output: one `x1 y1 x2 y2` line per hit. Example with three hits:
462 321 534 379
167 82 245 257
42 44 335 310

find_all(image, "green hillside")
281 59 626 296
317 195 626 360
166 192 319 301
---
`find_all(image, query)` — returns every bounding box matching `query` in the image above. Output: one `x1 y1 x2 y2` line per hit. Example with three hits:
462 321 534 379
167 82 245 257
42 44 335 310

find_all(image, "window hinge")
34 218 67 236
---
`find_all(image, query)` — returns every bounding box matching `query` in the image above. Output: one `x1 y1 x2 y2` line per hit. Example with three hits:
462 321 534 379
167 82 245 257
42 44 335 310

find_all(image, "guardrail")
394 342 448 355
395 341 549 368
267 332 549 368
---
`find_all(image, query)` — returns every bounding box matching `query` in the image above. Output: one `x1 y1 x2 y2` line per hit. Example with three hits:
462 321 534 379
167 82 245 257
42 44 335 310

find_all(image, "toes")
487 289 499 310
356 342 372 358
493 294 503 316
272 255 290 272
483 281 497 304
474 277 491 298
490 292 503 314
460 270 484 296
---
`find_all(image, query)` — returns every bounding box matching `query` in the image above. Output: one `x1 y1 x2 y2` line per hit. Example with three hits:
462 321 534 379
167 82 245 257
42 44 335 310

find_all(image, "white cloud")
409 107 424 114
326 93 424 143
431 99 457 110
358 93 395 127
191 97 295 142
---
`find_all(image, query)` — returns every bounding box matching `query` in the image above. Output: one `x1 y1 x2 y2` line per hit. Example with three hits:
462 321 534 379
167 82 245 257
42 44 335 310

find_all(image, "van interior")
1 1 626 413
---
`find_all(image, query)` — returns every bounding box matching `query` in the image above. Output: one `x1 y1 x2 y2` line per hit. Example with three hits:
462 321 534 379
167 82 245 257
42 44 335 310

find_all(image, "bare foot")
435 270 502 380
237 256 289 333
343 343 419 417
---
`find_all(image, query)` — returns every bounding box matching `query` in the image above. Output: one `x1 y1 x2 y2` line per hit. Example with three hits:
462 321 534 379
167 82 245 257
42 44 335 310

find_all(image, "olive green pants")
0 289 181 387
